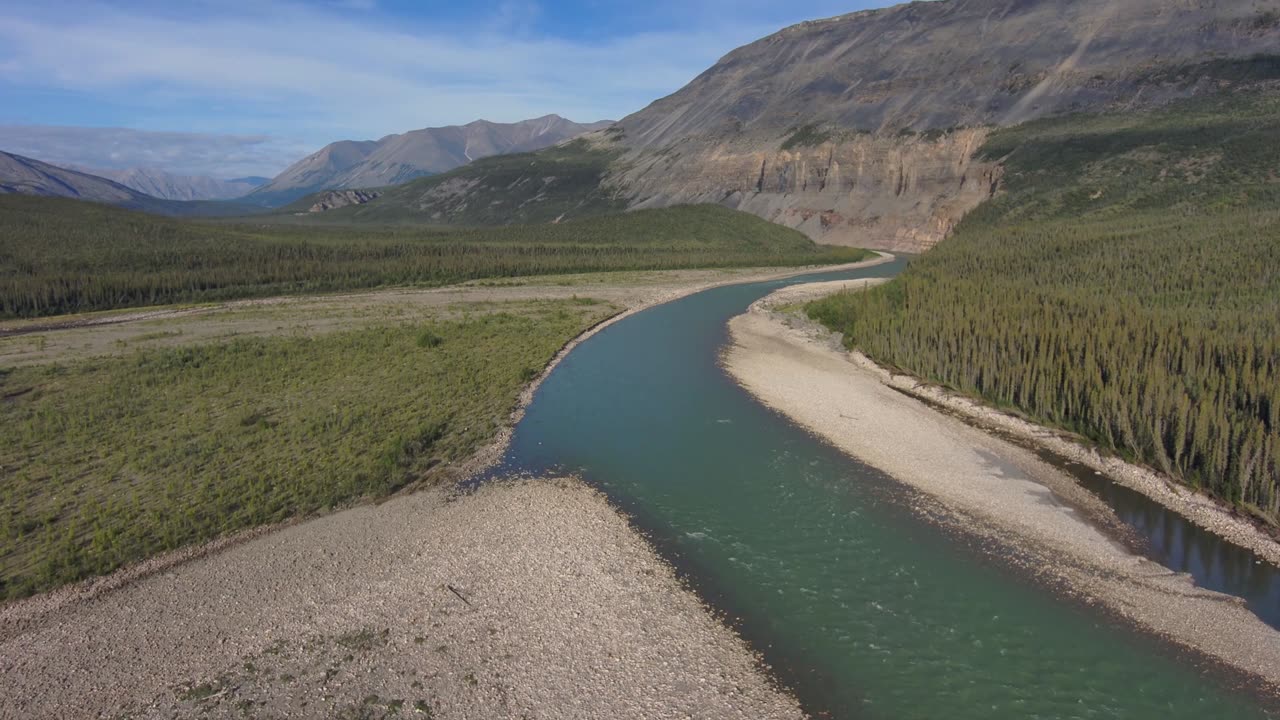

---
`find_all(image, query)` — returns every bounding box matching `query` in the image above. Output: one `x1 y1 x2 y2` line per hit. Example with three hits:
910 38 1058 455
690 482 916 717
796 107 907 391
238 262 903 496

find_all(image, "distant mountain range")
0 114 609 214
0 150 261 217
58 165 268 201
247 115 612 207
1 151 159 205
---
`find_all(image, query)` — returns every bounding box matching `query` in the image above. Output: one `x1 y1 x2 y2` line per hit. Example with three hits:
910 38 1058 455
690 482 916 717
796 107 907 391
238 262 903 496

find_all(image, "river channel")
485 258 1277 719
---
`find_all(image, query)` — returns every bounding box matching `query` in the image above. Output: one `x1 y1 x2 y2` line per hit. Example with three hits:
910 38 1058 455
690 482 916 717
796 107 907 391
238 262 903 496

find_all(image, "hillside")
806 91 1280 524
0 150 151 205
365 0 1280 250
289 137 628 225
609 0 1280 251
248 115 613 207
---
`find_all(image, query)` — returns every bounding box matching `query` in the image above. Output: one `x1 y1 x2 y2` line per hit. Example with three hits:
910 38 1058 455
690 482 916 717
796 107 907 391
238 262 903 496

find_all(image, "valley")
2 0 1280 718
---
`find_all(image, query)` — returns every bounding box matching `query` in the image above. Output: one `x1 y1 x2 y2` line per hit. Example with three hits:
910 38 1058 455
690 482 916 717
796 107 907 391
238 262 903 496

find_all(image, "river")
484 258 1278 719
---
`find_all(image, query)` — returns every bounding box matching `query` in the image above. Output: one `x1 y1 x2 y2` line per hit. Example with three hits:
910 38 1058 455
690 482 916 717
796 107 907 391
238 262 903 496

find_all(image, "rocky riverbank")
723 280 1280 693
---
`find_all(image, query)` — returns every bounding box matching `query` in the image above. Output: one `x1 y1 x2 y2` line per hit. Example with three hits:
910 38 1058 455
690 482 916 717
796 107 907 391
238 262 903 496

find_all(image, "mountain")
248 115 613 207
0 151 156 205
294 138 628 225
65 166 264 201
347 0 1280 252
0 151 265 217
610 0 1280 252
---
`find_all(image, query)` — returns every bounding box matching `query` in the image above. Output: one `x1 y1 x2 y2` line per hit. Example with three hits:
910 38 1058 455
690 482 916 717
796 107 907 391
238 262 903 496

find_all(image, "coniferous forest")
807 93 1280 523
0 200 868 319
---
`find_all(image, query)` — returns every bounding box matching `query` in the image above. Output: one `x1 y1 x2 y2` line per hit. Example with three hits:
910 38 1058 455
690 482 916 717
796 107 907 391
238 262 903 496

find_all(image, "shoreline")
1 255 892 623
850 349 1280 567
459 253 895 479
723 279 1280 693
0 258 892 719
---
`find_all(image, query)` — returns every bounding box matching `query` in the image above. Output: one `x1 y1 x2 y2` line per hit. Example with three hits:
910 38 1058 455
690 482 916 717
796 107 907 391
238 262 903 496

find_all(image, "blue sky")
0 0 890 177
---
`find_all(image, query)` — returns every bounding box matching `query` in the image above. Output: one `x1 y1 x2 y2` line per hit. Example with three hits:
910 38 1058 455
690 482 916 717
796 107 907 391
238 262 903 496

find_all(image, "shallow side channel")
486 259 1275 720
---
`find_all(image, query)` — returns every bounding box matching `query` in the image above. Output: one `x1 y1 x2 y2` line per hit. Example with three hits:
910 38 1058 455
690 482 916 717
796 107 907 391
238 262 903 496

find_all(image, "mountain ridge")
248 114 613 207
0 150 263 217
59 165 264 201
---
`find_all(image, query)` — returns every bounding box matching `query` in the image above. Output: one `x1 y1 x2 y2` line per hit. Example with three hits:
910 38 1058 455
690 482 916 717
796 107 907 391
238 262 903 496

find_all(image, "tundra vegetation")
807 92 1280 524
0 300 613 600
0 198 870 319
0 190 870 599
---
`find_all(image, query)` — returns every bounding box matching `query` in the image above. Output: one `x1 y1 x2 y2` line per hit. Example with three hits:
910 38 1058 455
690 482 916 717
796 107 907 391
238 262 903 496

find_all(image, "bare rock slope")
307 188 381 213
0 150 151 205
606 0 1280 252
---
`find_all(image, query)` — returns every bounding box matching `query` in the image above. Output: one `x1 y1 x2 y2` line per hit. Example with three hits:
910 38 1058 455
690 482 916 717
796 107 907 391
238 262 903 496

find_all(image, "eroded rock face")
308 189 381 213
616 130 1000 252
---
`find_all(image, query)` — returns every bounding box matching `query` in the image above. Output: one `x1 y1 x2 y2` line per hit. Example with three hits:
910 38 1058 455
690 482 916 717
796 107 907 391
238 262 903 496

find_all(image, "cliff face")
306 189 381 213
608 0 1280 251
618 129 999 252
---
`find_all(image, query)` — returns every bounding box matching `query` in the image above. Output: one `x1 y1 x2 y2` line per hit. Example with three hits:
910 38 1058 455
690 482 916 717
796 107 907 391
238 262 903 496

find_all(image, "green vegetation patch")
807 92 1280 523
0 200 867 319
0 299 611 600
310 138 626 225
781 124 834 151
1137 53 1280 85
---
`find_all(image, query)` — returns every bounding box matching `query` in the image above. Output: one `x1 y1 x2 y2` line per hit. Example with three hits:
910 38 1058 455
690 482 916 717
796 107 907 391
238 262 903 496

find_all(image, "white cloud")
0 0 879 176
0 2 777 135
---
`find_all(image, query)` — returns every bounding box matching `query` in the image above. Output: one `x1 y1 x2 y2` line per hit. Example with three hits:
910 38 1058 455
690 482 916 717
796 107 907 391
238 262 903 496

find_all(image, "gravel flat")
723 281 1280 692
0 479 804 719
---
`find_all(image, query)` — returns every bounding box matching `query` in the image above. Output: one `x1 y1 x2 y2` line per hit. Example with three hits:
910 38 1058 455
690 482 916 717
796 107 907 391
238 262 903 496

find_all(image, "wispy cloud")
0 0 880 176
0 2 763 132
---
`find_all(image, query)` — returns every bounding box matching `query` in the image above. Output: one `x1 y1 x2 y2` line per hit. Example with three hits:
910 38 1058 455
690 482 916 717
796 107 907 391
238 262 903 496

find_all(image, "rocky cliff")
307 188 381 213
607 0 1280 251
618 129 1000 252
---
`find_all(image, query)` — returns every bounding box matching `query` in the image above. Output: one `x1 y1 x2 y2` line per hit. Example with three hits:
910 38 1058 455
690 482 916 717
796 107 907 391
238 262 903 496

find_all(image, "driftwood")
446 584 472 607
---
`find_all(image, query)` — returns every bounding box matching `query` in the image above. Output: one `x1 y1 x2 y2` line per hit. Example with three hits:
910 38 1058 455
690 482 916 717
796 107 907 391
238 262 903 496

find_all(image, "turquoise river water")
484 259 1278 719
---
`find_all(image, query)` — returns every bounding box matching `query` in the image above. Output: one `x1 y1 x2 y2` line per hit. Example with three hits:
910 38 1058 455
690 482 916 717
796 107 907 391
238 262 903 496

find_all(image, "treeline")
807 92 1280 523
0 198 869 318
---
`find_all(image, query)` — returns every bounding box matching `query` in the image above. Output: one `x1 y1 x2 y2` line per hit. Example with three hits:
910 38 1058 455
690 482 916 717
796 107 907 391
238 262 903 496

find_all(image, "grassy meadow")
0 299 613 599
806 91 1280 523
0 198 869 319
